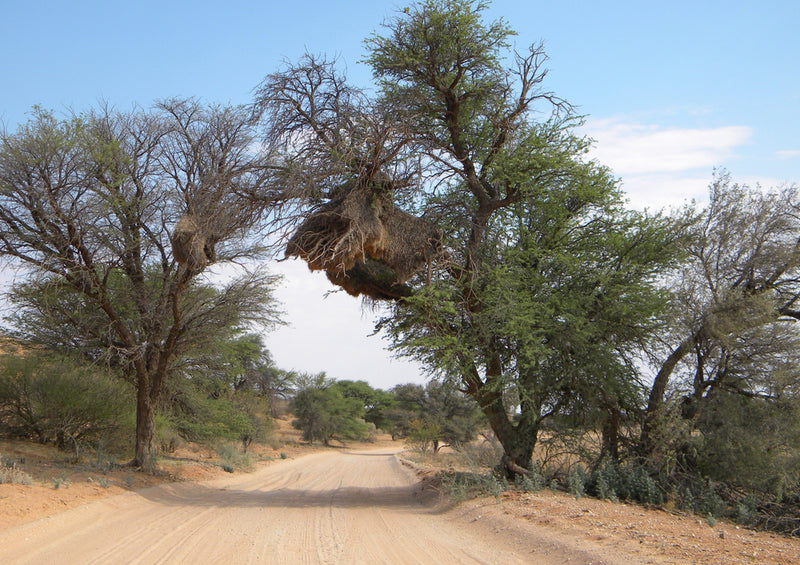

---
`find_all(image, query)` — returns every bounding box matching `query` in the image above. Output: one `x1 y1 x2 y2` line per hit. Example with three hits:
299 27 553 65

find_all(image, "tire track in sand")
0 447 617 564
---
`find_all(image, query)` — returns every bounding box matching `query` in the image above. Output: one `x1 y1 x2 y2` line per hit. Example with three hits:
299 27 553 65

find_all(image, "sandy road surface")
0 447 614 565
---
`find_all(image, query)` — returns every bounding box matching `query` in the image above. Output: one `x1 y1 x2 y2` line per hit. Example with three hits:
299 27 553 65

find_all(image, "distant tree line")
289 375 483 450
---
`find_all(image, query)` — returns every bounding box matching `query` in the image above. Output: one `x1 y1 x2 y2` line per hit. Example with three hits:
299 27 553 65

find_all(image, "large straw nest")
286 184 441 300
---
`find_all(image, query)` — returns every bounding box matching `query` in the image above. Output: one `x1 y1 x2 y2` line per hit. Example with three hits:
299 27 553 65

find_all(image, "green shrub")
406 419 441 452
440 470 507 502
89 440 122 473
691 392 800 494
516 467 544 492
0 353 133 457
163 386 272 448
590 456 622 500
588 457 663 505
628 466 662 505
215 441 255 472
568 464 586 499
734 496 757 525
51 473 70 489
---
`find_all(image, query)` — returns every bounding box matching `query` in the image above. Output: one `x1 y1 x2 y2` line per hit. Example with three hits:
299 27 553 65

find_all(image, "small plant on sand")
515 468 544 492
568 465 586 499
0 456 33 485
216 441 255 472
51 473 70 489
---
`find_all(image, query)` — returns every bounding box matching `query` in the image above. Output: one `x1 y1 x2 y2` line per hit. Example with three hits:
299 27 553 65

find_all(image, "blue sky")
2 0 798 388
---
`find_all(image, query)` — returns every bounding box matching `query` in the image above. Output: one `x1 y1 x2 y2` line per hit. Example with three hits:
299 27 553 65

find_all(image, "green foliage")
249 1 800 535
163 382 272 448
734 496 757 526
389 381 483 452
364 1 681 476
290 374 370 445
406 418 441 452
51 472 70 489
515 468 544 493
366 0 518 154
587 457 663 506
689 391 800 495
568 465 586 499
215 441 256 472
330 380 395 429
0 352 133 456
0 101 281 470
628 466 662 506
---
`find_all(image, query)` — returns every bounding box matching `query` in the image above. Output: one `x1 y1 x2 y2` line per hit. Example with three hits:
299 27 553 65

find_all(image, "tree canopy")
0 101 282 469
253 0 681 474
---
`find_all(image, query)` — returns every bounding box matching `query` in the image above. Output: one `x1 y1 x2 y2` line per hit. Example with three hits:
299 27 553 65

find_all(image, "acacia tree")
290 374 370 445
641 172 800 456
0 101 282 470
254 0 679 474
390 381 483 453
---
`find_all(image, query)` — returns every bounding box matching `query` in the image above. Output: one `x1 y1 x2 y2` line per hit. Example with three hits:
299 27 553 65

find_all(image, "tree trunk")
478 388 538 477
133 379 157 472
601 405 621 461
639 330 701 455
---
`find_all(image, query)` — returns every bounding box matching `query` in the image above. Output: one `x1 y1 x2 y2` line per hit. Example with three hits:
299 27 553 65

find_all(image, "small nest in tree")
286 184 441 300
171 215 217 272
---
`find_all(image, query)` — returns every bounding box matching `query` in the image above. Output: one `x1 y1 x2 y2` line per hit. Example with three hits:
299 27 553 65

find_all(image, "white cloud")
584 119 752 176
619 174 710 211
581 118 755 211
777 149 800 159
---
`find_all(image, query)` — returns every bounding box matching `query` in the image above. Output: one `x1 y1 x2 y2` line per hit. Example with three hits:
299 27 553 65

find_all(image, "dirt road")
0 447 623 565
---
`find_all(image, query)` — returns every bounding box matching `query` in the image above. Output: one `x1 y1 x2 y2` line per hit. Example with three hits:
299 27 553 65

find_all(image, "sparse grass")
403 439 510 503
0 455 33 485
515 468 545 492
439 470 508 502
51 473 70 489
215 441 255 472
89 447 120 474
404 440 500 473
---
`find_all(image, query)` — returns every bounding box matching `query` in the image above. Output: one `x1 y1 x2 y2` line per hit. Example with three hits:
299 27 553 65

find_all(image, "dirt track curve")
0 447 618 564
